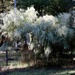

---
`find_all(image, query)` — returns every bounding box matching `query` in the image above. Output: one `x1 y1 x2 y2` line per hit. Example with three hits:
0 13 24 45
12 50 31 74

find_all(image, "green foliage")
17 0 72 16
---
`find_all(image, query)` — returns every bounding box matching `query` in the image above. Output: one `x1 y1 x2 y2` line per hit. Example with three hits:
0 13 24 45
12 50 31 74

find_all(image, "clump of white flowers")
44 46 51 60
57 13 71 26
24 6 38 23
0 6 75 60
35 15 58 30
57 26 69 37
1 6 37 39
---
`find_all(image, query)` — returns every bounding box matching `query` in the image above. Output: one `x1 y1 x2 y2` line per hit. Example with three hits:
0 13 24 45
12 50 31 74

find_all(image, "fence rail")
0 50 20 66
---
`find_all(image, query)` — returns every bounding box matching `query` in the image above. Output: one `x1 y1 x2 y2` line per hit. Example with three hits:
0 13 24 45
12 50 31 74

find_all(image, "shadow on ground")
0 65 75 75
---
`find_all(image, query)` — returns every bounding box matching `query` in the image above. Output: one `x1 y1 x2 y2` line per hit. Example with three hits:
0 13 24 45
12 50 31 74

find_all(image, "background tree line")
17 0 72 16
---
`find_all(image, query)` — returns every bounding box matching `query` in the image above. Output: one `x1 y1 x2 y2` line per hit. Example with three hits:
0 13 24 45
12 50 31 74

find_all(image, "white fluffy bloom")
1 7 37 39
58 13 71 26
31 15 59 47
14 29 21 38
2 9 24 30
44 46 51 58
28 42 34 50
2 7 36 30
1 6 74 54
36 15 58 28
57 26 69 37
23 6 37 22
43 15 58 26
23 23 32 33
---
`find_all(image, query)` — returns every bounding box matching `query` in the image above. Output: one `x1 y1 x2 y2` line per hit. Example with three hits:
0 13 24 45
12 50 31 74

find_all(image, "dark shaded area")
0 64 75 75
0 35 5 47
17 0 72 16
71 73 75 75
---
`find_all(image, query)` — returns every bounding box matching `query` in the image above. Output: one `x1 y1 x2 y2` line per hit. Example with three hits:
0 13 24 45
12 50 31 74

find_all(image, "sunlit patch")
1 61 34 72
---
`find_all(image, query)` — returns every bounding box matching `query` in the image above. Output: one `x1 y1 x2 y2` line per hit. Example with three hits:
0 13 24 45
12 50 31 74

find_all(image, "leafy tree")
1 7 75 65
